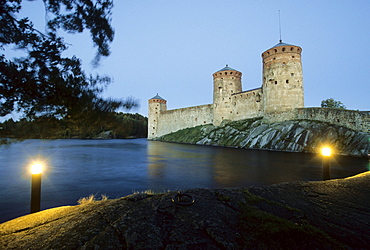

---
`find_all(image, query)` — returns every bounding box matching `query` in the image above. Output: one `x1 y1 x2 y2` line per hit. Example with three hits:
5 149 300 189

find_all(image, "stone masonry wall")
156 104 213 137
296 108 370 133
153 105 369 139
263 108 370 133
231 88 263 121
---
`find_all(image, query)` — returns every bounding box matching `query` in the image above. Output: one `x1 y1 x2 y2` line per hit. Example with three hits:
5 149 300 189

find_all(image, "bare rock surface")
0 189 247 249
250 171 370 248
157 118 370 157
1 172 370 249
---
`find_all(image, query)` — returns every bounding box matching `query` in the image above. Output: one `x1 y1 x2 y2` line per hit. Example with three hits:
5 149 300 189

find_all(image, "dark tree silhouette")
0 0 137 119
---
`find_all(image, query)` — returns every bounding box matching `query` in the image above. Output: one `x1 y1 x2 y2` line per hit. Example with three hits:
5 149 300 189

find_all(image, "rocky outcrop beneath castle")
155 118 370 157
1 172 370 249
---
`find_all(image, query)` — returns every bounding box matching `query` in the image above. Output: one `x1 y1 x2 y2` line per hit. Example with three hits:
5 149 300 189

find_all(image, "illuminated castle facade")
148 41 305 139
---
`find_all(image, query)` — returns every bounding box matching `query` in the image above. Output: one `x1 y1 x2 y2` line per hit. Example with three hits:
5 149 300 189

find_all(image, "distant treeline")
0 113 148 139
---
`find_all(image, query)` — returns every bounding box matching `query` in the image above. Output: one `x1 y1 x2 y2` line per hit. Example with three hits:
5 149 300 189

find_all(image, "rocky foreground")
1 172 370 249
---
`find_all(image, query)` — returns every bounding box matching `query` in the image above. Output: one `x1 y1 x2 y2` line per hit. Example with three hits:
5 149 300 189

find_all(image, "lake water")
0 139 369 223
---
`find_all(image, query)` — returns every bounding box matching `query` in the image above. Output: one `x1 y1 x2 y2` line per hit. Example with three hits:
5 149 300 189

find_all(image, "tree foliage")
0 112 148 139
321 98 346 109
0 0 137 119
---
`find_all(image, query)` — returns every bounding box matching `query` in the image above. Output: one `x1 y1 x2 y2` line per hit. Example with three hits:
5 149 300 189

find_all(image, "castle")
148 41 369 139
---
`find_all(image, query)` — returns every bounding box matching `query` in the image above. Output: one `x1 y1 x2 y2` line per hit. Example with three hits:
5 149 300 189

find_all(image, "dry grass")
77 194 109 205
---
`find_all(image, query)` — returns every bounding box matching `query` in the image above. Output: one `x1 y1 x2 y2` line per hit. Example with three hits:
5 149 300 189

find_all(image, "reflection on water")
0 139 368 223
147 141 216 190
148 141 368 188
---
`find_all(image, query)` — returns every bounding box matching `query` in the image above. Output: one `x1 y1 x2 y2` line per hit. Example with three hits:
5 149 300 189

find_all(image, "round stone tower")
148 94 167 139
261 41 304 114
213 65 242 126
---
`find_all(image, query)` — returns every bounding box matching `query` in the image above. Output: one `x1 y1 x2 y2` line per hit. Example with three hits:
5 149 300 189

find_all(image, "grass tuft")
77 194 109 205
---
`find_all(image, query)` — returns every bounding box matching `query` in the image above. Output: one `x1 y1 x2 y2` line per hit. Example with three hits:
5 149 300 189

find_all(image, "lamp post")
321 147 331 181
30 163 42 213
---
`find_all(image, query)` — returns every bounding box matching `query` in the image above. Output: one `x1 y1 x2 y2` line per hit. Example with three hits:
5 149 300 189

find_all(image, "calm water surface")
0 139 369 223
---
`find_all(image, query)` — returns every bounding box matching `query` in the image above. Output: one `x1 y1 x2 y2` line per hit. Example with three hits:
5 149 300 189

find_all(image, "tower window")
274 49 277 53
290 47 294 51
275 81 277 84
292 56 295 58
291 73 294 76
286 80 289 83
282 62 286 65
282 47 286 52
225 72 227 75
230 72 233 74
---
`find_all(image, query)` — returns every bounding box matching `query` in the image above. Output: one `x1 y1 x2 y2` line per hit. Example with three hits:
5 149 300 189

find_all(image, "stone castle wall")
151 104 370 139
296 108 370 133
230 88 263 121
156 104 213 137
262 108 370 133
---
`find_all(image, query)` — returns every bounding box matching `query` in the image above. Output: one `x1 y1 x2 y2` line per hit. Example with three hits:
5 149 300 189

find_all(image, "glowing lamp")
30 162 43 213
321 147 332 157
31 163 43 174
321 147 332 180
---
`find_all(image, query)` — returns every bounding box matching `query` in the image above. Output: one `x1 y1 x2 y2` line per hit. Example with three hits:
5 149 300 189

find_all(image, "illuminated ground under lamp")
30 163 42 213
321 147 332 181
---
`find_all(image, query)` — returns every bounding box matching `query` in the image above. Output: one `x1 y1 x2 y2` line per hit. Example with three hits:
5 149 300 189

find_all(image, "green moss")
229 117 264 131
158 125 209 143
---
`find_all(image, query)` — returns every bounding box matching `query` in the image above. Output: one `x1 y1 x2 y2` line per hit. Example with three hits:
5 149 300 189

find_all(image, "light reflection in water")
0 139 368 223
147 141 368 188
